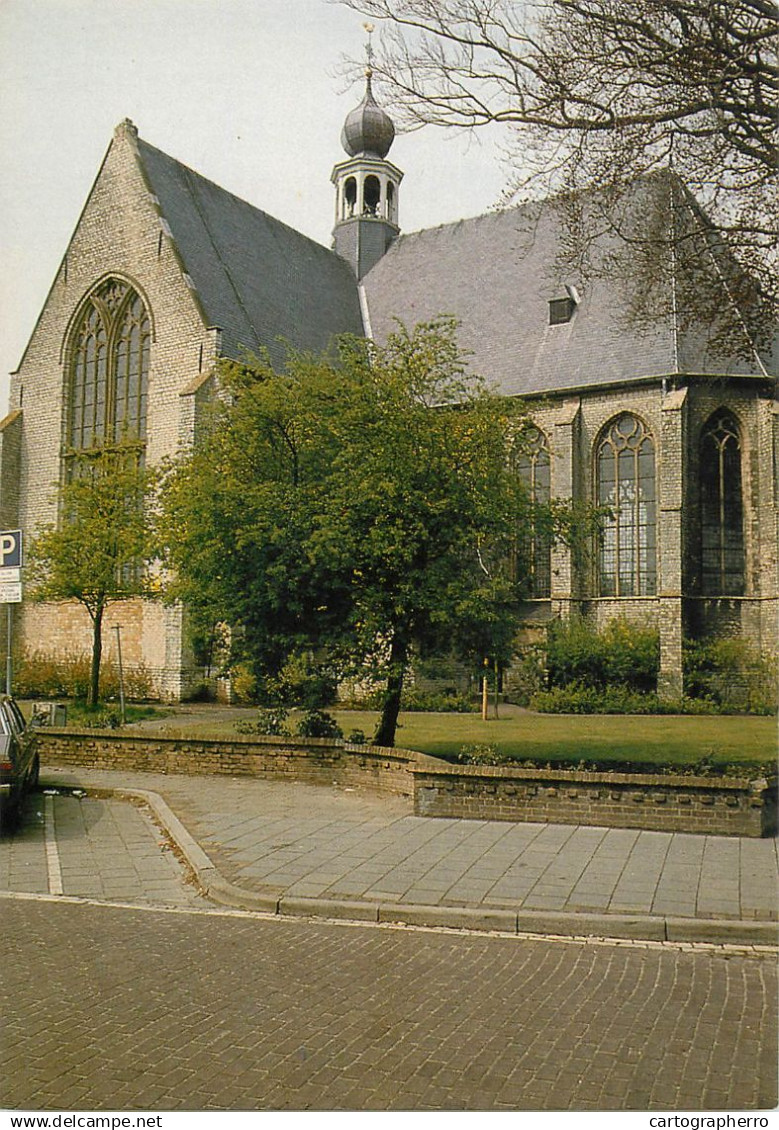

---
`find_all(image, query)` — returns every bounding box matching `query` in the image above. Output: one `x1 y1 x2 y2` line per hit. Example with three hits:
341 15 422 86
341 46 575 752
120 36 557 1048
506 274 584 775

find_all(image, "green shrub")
14 649 155 702
528 684 750 715
457 743 502 765
229 664 258 704
235 706 291 736
277 653 338 709
684 638 777 714
600 620 660 692
546 618 659 693
400 687 475 713
297 709 343 739
346 728 367 745
65 701 166 727
444 745 772 777
530 683 666 714
78 706 124 729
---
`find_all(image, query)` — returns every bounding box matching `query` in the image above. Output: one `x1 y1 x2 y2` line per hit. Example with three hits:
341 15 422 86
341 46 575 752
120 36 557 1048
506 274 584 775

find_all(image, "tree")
161 319 550 746
340 1 777 348
27 447 159 707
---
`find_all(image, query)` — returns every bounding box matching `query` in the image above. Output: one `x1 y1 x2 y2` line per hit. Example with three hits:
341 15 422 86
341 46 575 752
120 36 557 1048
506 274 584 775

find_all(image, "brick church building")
1 76 776 700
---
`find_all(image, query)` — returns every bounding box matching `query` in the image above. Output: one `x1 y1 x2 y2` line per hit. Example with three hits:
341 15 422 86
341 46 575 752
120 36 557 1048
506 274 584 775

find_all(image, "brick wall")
413 763 776 838
36 729 416 798
35 730 776 836
505 380 777 699
413 759 773 840
7 123 214 698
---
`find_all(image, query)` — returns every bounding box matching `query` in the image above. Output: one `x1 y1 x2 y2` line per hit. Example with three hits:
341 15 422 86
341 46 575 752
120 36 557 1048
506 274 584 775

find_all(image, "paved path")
2 895 775 1111
38 766 779 943
0 788 200 907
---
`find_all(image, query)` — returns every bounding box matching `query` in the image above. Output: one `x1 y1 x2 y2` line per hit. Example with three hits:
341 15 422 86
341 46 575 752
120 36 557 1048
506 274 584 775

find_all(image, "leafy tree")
161 319 554 746
340 1 777 351
27 447 159 707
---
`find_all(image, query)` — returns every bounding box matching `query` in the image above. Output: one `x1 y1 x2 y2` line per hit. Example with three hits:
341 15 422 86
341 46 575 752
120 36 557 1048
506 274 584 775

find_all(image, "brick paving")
1 896 776 1112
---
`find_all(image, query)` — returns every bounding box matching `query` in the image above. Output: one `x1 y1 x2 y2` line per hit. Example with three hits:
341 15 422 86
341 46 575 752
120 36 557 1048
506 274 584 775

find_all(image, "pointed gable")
135 139 364 368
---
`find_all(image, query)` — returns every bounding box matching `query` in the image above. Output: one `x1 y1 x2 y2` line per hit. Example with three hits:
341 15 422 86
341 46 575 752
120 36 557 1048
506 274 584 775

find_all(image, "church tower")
331 33 403 279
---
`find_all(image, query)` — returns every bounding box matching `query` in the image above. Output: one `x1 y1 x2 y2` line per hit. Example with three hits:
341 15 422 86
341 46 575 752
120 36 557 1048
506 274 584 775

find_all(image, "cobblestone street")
1 781 776 1113
2 894 776 1112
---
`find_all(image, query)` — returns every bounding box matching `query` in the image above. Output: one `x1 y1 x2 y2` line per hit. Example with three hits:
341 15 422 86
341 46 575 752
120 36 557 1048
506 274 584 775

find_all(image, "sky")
0 0 508 413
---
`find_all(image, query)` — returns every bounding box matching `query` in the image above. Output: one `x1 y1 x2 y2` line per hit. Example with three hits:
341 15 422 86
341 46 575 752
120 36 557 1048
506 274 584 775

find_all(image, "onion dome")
340 73 395 159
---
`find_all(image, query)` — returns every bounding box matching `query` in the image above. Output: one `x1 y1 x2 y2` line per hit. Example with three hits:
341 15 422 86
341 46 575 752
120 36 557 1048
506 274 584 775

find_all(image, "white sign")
0 568 20 584
0 581 21 604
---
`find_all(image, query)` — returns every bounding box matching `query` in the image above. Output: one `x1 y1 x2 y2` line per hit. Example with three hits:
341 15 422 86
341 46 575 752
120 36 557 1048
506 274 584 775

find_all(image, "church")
1 72 776 701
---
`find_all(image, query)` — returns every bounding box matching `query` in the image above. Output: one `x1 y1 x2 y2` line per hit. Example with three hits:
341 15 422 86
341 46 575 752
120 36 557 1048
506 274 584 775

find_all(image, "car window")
6 700 25 734
0 704 10 736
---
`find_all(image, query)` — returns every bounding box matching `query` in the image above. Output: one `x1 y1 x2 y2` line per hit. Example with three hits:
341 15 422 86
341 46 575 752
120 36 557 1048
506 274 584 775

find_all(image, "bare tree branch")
337 0 777 353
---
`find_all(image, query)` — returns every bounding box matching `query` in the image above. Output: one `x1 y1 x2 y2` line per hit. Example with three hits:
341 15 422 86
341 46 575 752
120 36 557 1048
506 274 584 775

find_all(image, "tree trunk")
88 603 105 708
373 633 408 748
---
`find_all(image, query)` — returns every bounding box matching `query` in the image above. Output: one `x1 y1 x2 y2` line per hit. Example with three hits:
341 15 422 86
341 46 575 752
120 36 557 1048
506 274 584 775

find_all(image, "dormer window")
549 296 576 325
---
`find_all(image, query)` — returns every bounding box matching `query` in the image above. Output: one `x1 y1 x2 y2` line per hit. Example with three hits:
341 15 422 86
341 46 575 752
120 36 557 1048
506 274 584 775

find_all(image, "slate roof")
136 139 365 368
361 186 770 396
134 134 770 393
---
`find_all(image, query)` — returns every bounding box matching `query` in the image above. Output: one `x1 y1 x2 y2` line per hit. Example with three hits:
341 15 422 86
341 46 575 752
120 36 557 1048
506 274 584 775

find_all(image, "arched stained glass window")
514 426 552 598
68 279 150 450
597 414 656 596
700 411 745 595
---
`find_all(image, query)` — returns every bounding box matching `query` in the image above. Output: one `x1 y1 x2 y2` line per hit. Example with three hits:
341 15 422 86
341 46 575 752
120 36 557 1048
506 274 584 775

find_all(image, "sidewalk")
42 764 779 945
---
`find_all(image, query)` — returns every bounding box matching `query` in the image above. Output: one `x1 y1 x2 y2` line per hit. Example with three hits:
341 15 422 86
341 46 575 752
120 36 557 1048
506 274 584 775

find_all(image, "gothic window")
67 279 150 452
700 411 745 595
597 414 656 596
514 426 552 598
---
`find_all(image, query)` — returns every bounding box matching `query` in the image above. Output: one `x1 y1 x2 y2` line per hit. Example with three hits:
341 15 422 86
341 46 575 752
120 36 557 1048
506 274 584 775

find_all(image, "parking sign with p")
0 530 22 569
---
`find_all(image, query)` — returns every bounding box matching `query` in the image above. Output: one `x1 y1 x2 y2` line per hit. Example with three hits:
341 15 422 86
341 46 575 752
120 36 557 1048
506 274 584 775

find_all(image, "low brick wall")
35 729 776 836
35 729 416 798
413 763 777 838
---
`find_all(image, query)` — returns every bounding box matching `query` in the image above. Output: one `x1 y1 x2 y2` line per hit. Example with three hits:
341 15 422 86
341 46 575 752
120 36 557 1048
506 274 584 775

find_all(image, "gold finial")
363 21 375 76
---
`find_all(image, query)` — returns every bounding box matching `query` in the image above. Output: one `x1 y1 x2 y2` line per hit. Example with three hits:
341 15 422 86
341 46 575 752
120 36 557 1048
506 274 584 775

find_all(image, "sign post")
0 530 23 696
114 625 126 725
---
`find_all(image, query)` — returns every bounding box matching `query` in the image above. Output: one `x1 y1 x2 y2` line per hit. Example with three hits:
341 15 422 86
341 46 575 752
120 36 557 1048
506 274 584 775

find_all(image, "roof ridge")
391 169 684 245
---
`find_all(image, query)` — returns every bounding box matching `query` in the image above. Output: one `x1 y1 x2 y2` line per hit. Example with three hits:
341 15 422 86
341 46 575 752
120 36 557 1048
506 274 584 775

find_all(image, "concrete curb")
75 781 779 947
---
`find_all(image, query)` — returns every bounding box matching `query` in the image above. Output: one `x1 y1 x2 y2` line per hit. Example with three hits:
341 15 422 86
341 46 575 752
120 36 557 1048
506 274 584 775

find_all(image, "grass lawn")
32 697 775 773
22 700 173 728
330 708 777 771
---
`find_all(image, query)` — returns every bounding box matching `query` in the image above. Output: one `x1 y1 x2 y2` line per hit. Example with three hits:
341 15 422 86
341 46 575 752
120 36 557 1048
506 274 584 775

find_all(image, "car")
0 695 40 829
